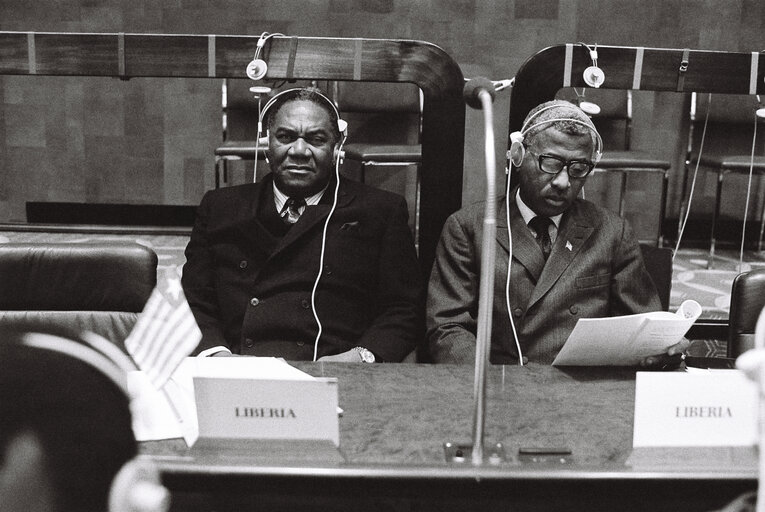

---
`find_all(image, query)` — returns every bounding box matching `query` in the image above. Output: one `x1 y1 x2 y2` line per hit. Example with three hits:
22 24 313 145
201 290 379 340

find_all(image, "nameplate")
633 371 757 447
193 376 339 447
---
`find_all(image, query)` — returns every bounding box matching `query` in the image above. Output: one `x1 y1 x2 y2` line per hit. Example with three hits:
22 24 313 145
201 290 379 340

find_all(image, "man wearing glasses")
426 100 681 366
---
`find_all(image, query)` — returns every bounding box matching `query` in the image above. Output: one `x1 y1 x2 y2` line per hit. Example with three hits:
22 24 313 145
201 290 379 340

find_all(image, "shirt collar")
515 189 562 228
273 182 327 212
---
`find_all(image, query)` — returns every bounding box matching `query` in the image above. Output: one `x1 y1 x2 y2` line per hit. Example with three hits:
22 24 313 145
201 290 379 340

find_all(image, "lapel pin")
566 241 573 251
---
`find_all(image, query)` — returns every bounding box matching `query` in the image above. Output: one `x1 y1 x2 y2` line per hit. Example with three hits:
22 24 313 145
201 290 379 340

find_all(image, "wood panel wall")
1 0 763 240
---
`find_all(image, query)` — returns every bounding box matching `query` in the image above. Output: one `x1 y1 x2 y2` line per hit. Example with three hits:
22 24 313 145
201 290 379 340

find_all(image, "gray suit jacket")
426 195 661 364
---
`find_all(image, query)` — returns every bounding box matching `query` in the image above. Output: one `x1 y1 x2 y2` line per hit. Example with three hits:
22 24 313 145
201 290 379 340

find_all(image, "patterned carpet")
1 228 762 358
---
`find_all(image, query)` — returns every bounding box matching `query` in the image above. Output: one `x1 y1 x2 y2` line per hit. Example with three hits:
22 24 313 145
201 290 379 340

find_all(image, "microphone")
463 77 496 109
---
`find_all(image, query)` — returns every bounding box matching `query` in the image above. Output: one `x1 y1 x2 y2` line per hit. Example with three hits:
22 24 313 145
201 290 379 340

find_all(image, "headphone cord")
311 137 346 361
505 177 524 366
738 112 758 272
674 93 711 262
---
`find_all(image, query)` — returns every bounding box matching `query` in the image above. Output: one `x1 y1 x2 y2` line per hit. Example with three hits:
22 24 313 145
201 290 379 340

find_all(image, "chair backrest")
332 81 422 146
687 92 765 157
555 88 632 150
727 268 765 358
222 79 333 142
639 244 673 311
0 242 157 348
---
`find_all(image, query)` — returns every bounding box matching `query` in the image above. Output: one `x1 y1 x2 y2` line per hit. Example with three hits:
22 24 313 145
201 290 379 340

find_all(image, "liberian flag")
125 278 201 389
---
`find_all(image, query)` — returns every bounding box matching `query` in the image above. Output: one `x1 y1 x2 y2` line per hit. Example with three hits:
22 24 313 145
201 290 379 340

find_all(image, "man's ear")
0 431 55 511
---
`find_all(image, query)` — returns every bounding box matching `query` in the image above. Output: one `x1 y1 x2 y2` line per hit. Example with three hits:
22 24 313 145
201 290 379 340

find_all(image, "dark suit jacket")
426 194 661 364
182 174 421 362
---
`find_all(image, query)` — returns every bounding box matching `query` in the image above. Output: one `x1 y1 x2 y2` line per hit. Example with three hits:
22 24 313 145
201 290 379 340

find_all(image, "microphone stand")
471 87 498 465
444 77 507 466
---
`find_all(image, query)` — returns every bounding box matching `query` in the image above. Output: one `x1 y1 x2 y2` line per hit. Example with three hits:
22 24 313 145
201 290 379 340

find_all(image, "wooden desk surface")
142 363 757 511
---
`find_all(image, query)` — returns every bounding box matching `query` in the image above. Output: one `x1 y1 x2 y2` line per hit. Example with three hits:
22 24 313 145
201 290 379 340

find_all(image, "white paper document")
128 357 317 445
552 299 702 366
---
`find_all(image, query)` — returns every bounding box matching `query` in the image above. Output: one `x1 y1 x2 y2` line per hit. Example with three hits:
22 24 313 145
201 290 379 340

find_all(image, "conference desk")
141 363 757 511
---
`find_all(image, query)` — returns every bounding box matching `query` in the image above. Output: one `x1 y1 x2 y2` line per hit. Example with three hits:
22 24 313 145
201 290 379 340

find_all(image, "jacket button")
324 265 332 276
250 297 260 307
513 308 523 317
569 305 579 315
301 299 310 309
239 260 248 269
244 338 254 348
297 341 305 347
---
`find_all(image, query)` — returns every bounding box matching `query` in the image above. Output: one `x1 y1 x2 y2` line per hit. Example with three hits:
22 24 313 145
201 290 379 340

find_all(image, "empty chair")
333 81 423 244
680 93 765 269
727 268 765 358
0 242 157 350
557 88 671 246
213 78 267 188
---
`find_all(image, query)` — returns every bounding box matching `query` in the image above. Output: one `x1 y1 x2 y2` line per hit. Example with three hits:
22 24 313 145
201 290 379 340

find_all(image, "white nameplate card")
633 371 758 447
193 376 340 447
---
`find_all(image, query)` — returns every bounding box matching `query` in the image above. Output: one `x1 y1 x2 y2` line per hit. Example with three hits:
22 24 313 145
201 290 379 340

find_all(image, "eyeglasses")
527 149 595 179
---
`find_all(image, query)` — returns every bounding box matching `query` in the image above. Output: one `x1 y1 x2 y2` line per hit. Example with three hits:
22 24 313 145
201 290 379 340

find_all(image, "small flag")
125 278 201 389
566 240 573 251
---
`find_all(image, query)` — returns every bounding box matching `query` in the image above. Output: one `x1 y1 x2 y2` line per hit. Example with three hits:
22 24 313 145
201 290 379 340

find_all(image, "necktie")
528 216 553 260
281 197 306 225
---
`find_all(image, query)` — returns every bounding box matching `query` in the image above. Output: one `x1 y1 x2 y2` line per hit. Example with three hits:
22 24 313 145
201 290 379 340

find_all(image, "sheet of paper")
552 300 701 366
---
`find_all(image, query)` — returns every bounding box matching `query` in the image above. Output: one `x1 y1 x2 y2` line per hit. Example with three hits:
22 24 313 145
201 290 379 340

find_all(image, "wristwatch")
353 346 376 363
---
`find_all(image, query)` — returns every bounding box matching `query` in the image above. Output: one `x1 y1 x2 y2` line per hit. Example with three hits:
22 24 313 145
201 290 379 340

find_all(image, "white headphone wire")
311 134 346 361
738 112 758 273
505 171 523 366
674 93 711 262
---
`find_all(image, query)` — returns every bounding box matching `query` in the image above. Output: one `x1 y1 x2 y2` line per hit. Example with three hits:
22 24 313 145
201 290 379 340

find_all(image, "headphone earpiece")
509 131 525 167
245 59 268 81
245 32 283 82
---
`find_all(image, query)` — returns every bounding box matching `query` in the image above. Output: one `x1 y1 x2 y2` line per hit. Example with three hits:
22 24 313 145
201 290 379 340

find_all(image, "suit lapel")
231 181 278 258
497 197 546 282
527 204 594 307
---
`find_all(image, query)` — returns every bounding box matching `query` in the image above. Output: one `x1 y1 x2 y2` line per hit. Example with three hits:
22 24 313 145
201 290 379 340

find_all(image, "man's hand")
212 351 239 357
317 349 364 363
639 338 690 370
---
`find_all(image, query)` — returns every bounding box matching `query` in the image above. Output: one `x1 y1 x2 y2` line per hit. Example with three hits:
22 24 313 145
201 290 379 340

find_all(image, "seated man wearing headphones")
427 99 686 366
0 331 168 512
183 87 421 362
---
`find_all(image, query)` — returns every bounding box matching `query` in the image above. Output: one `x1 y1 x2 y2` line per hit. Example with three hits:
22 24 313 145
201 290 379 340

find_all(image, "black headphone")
257 87 348 164
17 332 171 512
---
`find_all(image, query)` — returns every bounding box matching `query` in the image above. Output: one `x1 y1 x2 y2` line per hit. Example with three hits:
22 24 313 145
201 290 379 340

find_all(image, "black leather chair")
0 242 157 350
727 268 765 358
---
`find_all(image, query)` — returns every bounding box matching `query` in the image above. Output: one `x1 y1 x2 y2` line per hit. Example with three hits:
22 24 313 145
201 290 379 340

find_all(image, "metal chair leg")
618 171 628 218
658 169 669 248
707 169 724 270
758 190 765 252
